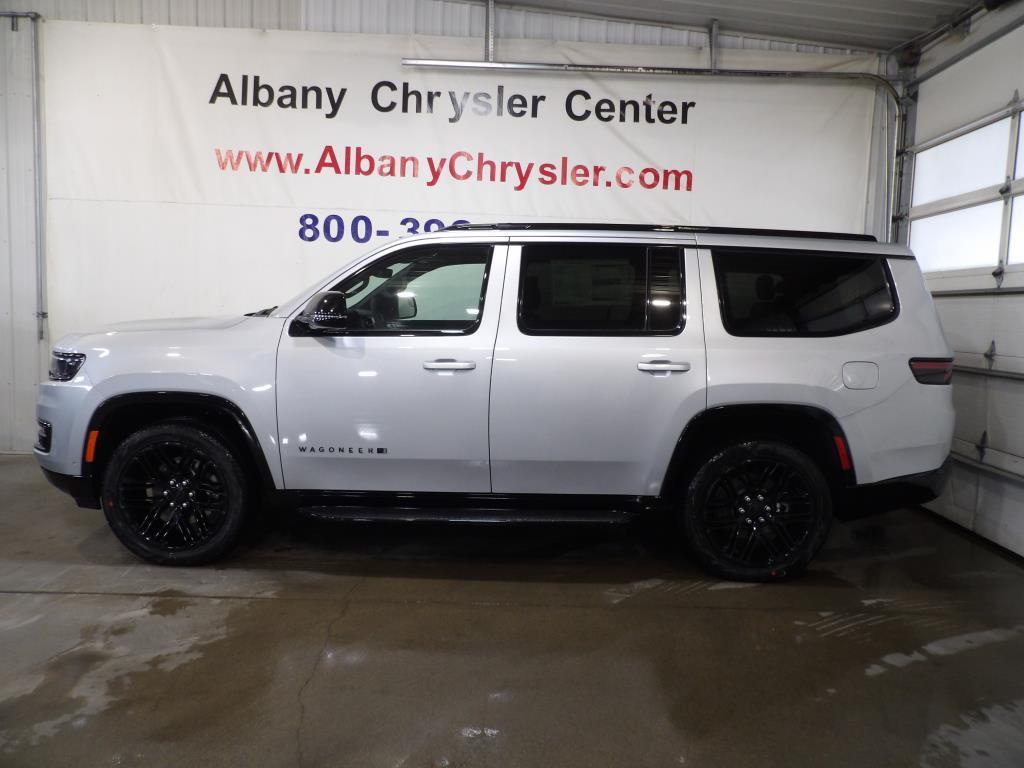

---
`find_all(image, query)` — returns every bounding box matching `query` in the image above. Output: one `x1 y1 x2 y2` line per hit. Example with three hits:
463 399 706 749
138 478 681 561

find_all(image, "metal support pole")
997 90 1020 274
402 57 903 242
889 93 906 244
709 19 719 72
484 0 495 63
1 12 46 341
0 11 41 29
31 16 46 342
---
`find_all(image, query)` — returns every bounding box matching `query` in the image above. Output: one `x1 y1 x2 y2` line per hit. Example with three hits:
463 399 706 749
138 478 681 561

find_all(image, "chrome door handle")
637 360 691 372
423 359 476 371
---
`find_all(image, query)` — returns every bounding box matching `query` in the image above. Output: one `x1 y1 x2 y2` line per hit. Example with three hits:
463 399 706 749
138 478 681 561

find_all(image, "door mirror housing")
291 291 350 335
396 293 418 320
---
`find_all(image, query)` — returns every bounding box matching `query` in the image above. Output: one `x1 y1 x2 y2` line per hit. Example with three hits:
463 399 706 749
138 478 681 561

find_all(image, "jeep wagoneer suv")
35 224 954 580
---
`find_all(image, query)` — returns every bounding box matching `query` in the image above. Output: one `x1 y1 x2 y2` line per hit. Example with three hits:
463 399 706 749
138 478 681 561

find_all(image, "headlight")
49 351 86 381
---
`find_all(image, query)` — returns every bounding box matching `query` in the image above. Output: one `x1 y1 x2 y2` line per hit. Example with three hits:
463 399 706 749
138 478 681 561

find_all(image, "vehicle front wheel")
100 423 248 566
681 440 832 581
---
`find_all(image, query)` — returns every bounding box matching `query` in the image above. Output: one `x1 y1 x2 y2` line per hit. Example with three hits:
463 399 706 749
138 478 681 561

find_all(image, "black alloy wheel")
101 423 248 565
682 440 832 581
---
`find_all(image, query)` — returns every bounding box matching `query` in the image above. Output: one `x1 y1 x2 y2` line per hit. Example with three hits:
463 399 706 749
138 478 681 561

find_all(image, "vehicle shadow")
227 509 709 585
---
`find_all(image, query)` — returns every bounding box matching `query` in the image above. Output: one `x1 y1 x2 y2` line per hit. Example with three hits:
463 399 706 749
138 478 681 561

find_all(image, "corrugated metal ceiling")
14 0 878 54
10 0 983 50
505 0 982 50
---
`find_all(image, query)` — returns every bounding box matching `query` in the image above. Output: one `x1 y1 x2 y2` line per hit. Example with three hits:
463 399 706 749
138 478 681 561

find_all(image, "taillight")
909 358 953 385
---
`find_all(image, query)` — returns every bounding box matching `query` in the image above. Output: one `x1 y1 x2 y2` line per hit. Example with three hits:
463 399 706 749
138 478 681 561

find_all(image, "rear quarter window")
712 249 898 337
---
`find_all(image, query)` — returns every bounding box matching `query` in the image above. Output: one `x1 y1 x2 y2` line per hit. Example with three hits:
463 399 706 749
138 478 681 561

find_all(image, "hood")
53 316 249 352
94 316 248 333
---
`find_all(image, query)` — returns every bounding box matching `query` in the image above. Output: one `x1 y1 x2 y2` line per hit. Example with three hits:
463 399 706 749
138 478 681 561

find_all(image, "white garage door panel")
927 291 1024 560
974 474 1024 556
916 24 1024 143
933 297 994 360
931 462 980 530
934 294 1024 460
929 457 1024 559
987 379 1024 460
950 374 987 444
915 18 1024 560
988 296 1024 370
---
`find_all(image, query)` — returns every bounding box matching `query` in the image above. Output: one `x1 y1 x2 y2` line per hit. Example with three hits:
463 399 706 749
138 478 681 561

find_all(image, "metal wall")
0 0 880 454
0 0 301 28
0 16 43 452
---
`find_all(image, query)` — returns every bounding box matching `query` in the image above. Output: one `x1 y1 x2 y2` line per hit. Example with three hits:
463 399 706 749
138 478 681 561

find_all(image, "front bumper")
41 468 101 509
35 378 94 478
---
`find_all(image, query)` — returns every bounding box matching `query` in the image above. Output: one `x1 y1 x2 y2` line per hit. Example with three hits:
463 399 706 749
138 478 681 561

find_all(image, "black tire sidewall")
100 423 248 566
682 440 832 582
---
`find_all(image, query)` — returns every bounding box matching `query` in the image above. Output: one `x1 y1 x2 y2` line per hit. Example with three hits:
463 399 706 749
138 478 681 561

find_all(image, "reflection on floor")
1 455 1023 767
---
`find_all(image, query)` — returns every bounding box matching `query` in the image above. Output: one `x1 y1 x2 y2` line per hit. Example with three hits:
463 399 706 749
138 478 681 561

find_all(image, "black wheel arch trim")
662 403 857 498
82 391 277 504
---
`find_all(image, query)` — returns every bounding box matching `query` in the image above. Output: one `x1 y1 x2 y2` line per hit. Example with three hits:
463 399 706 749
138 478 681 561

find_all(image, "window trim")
711 247 901 339
320 243 494 337
515 243 686 337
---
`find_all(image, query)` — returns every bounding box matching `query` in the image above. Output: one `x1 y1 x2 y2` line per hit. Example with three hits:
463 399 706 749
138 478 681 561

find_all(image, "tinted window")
519 244 683 334
713 249 897 337
331 244 491 334
648 248 683 332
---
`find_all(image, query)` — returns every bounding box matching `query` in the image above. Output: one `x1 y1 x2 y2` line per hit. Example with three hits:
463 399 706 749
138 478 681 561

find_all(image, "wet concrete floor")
1 454 1024 767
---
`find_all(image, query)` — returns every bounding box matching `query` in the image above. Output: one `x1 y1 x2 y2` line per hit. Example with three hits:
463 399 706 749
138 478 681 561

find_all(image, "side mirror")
396 294 418 320
291 291 349 336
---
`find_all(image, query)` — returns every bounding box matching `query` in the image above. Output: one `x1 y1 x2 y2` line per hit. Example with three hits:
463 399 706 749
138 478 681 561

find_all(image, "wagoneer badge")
297 446 388 455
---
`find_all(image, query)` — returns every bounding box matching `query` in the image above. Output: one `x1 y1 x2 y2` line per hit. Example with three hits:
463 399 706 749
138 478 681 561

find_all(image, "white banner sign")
43 21 878 340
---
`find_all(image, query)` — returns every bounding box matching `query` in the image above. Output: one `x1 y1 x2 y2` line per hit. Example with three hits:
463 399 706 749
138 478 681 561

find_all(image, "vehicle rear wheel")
681 440 832 581
100 422 248 565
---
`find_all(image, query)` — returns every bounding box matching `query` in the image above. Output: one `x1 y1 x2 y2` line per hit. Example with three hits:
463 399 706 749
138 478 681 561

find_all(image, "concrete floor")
2 456 1024 767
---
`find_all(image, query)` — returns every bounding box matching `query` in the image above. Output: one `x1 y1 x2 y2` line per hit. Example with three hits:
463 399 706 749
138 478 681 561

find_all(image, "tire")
681 440 832 582
100 422 249 566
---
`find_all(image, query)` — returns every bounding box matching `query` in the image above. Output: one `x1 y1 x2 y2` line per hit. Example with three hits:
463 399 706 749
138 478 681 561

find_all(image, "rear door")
488 239 707 496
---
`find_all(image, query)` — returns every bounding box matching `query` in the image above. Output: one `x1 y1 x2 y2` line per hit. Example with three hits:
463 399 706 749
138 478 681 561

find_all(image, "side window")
331 244 491 334
518 243 684 335
712 249 897 337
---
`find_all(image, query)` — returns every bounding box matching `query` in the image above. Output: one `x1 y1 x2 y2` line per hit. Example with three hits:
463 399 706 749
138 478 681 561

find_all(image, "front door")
488 241 706 496
277 241 506 492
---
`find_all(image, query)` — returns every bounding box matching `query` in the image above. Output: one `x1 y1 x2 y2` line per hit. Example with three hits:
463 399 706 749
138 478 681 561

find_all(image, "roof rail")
440 222 877 242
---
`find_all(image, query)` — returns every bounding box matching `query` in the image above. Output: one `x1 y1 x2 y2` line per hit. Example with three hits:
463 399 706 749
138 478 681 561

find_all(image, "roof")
442 222 877 242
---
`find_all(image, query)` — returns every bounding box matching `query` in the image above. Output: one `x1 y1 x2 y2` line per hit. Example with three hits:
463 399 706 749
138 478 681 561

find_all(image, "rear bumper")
41 468 101 509
851 455 951 512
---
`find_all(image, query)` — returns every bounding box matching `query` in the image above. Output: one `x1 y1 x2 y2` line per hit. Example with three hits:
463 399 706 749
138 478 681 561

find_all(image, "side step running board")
297 506 631 524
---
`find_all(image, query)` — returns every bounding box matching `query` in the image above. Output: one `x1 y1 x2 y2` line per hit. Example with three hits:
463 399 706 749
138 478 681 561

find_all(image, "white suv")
34 224 954 581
